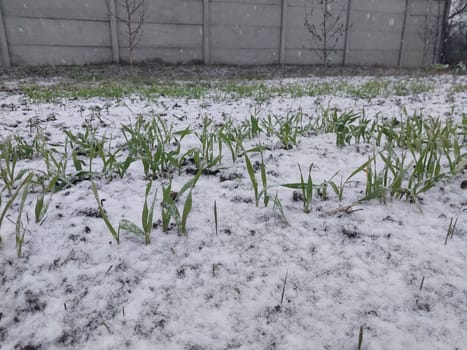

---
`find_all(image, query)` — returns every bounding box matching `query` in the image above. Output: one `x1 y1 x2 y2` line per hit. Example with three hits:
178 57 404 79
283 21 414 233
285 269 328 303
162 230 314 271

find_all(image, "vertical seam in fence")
279 0 288 64
108 0 120 63
398 0 410 67
343 0 352 65
203 0 210 65
0 1 11 67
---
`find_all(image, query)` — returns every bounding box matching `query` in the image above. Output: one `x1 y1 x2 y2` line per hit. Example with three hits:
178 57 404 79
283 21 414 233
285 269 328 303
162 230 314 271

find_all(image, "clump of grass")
241 113 262 140
0 152 29 196
327 158 372 201
23 81 208 102
16 176 32 257
194 117 222 171
0 172 34 246
272 193 288 225
122 116 191 179
282 163 314 213
244 150 270 207
219 121 246 163
274 111 309 149
451 83 467 93
161 171 201 235
34 174 59 224
118 182 158 245
21 77 435 103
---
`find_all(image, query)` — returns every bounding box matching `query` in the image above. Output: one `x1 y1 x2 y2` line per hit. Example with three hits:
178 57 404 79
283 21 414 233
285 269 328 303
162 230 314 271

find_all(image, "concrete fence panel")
126 0 203 25
345 0 407 66
11 46 111 66
210 1 281 26
1 0 108 21
351 0 406 13
6 17 110 47
0 0 449 67
210 0 282 64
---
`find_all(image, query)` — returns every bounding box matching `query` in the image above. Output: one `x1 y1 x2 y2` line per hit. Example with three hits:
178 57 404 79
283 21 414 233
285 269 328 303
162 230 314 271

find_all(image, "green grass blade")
119 219 145 238
0 172 34 244
181 190 193 235
91 182 119 244
179 169 202 197
245 154 259 206
16 176 31 257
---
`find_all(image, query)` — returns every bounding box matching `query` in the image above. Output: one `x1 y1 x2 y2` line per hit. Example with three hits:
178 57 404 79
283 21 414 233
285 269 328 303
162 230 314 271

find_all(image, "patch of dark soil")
415 300 431 312
220 172 243 182
263 304 292 326
292 191 303 202
133 304 168 337
134 318 166 337
18 290 46 314
266 170 279 177
231 196 253 204
185 345 205 350
57 329 81 347
0 327 7 342
14 344 42 350
341 228 361 239
68 234 86 242
1 102 18 111
461 180 467 189
75 208 101 218
382 216 403 226
186 167 220 176
176 267 186 279
1 63 447 84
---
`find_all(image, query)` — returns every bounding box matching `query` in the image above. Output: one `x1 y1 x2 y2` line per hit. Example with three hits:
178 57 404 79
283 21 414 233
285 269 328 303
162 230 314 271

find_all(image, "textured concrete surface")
0 0 447 67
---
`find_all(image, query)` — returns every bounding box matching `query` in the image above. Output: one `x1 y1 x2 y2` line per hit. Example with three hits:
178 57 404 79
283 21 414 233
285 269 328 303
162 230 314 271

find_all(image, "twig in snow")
280 270 288 306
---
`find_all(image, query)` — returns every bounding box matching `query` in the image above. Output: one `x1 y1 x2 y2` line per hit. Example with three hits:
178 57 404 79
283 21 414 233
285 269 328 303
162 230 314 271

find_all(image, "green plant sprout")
91 182 120 244
244 150 270 207
282 163 314 213
161 170 201 235
118 182 158 245
0 171 34 246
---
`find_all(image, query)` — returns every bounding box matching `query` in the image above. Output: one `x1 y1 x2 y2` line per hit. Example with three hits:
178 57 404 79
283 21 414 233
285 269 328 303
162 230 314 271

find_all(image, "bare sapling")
117 0 145 68
304 0 347 67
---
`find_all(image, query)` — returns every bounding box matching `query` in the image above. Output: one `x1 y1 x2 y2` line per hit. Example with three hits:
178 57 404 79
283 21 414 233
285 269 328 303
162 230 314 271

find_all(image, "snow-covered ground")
0 73 466 350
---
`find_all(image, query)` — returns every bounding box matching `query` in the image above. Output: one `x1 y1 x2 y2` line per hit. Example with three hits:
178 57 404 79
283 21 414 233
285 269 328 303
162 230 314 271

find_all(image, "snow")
0 73 466 350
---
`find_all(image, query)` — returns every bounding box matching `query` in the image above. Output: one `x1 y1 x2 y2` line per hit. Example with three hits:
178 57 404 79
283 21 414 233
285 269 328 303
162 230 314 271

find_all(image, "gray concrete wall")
210 0 282 64
0 0 447 67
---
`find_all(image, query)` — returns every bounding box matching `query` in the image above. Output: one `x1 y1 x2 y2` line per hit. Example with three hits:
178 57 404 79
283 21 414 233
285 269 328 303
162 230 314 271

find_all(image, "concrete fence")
0 0 449 68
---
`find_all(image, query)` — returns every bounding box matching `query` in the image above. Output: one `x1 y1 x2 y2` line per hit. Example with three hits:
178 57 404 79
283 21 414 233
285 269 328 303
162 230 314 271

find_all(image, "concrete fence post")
439 0 452 63
203 0 211 64
432 0 443 64
398 0 410 67
108 0 120 63
0 0 11 67
279 0 288 64
342 0 352 65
